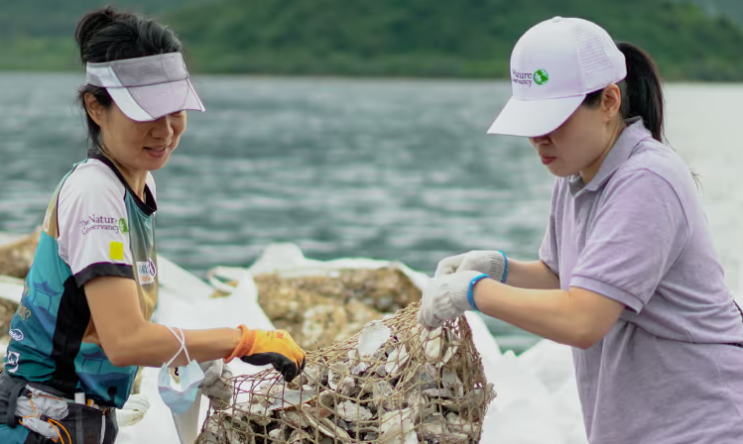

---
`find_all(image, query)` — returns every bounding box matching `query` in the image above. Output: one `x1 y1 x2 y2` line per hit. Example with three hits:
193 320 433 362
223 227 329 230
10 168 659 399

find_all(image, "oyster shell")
441 339 460 366
416 422 448 441
385 345 409 375
422 328 443 363
268 428 284 440
421 388 454 399
446 412 477 438
351 361 369 376
282 410 311 429
232 403 272 426
287 428 310 444
441 368 464 398
301 365 323 388
380 408 415 444
357 320 392 358
336 400 373 422
328 362 350 390
404 392 435 421
372 380 394 410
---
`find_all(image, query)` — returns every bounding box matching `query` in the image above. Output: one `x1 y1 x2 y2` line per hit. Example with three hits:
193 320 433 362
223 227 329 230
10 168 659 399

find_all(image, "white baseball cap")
487 17 626 138
86 52 206 122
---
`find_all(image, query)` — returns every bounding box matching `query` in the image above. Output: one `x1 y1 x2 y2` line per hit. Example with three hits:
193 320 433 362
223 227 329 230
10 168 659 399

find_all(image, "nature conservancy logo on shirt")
118 218 129 234
136 259 157 285
79 214 124 235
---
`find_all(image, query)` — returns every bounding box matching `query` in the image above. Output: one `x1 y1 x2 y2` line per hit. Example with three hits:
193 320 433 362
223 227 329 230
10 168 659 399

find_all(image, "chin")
143 152 172 171
546 164 575 178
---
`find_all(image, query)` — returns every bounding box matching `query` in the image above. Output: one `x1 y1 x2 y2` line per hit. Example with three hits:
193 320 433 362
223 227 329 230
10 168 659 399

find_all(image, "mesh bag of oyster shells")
197 301 495 444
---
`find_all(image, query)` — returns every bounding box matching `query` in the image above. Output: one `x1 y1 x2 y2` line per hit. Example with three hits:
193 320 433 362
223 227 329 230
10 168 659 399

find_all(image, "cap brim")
107 79 206 122
487 94 585 137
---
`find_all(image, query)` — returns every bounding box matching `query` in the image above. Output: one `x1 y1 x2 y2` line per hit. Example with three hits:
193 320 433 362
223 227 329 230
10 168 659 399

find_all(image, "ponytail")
617 42 665 142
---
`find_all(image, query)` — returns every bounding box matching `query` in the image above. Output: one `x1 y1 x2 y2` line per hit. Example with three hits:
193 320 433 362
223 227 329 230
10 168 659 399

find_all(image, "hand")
435 250 508 282
418 270 486 329
199 360 233 410
226 326 306 382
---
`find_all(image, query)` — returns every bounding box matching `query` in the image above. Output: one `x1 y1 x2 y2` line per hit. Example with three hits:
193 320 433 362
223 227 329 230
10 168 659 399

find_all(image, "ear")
601 84 622 122
84 92 107 127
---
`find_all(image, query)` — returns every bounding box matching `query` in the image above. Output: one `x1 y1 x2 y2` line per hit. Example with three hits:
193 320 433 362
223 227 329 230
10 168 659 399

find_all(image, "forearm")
105 322 240 368
473 279 596 348
504 259 560 290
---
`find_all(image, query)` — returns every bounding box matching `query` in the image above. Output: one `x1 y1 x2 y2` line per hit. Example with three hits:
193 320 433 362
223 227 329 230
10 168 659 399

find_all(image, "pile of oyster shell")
212 268 421 351
0 229 39 370
197 304 495 444
0 229 39 280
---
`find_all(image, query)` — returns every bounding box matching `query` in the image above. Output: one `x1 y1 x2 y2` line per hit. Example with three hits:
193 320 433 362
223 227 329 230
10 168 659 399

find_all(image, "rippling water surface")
1 74 740 351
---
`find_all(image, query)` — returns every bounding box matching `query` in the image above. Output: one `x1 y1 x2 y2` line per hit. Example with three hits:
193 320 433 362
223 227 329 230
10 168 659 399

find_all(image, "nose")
529 135 546 147
150 115 174 141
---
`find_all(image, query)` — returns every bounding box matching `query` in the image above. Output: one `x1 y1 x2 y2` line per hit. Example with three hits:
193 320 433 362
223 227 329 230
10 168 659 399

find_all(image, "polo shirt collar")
569 117 652 196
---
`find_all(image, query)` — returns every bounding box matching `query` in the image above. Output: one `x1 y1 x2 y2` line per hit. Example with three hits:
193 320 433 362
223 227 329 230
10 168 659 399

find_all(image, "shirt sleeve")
57 167 135 287
569 169 690 312
539 179 560 275
539 215 559 275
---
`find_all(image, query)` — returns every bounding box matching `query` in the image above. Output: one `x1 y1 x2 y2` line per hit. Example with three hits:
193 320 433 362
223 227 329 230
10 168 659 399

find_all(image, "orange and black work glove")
225 325 306 382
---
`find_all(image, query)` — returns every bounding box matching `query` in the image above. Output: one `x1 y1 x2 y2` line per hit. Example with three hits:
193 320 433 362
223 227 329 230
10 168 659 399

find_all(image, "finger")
434 255 462 277
240 352 285 367
281 360 300 382
418 305 441 330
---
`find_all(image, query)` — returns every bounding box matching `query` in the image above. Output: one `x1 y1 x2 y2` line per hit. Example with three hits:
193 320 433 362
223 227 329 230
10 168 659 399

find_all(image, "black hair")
75 6 183 155
582 42 665 142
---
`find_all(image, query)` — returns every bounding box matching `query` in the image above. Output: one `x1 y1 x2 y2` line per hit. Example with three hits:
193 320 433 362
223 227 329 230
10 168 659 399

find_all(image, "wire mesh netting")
197 302 495 444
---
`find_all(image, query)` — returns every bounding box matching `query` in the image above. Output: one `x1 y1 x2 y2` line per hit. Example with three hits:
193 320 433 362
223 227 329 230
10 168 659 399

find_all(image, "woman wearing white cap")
419 17 743 443
0 7 305 443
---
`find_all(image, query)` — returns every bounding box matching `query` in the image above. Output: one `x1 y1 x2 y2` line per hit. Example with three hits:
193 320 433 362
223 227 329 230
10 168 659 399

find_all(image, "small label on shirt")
109 241 124 260
136 259 157 285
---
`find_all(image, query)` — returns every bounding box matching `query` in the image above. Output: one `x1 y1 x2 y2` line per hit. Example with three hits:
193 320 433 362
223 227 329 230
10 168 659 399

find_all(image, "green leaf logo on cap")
533 69 549 85
119 218 129 234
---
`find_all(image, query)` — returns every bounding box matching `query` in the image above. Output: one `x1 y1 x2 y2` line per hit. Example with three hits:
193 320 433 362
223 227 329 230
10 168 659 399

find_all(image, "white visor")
86 53 205 122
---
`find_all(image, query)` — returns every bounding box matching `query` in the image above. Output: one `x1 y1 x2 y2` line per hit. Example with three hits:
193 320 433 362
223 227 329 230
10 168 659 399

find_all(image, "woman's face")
88 97 187 173
528 85 623 179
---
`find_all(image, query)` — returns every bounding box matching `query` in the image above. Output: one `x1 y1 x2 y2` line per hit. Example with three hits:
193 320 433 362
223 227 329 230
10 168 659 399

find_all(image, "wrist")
232 327 242 349
466 273 490 311
224 325 253 363
488 251 509 283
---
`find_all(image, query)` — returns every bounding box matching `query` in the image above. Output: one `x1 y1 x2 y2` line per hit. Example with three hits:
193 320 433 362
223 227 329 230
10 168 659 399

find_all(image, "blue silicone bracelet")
467 273 490 312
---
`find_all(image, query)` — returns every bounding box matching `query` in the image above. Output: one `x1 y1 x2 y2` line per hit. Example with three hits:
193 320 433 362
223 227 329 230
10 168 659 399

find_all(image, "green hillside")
165 0 743 81
685 0 743 25
0 0 209 37
1 0 743 81
0 0 213 70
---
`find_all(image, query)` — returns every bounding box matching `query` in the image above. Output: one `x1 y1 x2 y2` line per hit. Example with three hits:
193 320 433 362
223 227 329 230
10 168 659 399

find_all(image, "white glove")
434 250 508 282
116 394 151 427
418 270 486 329
199 360 233 410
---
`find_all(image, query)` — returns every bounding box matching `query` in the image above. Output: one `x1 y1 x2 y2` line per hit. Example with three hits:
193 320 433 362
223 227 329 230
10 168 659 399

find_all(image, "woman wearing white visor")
419 17 743 443
0 7 305 444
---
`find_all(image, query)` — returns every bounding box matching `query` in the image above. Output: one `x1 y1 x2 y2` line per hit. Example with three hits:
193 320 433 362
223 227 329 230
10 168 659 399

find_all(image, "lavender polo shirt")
539 119 743 443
